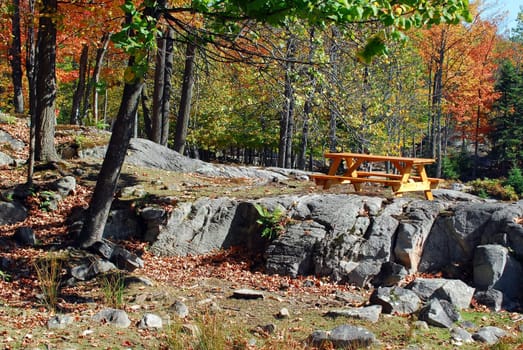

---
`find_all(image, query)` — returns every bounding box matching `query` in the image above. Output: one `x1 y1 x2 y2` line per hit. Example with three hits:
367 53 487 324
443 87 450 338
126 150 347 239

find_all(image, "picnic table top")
323 152 436 164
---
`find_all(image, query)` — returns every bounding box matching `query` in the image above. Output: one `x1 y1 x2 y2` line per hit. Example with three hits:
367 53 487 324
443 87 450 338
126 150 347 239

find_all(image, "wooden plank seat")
311 174 402 186
352 171 443 189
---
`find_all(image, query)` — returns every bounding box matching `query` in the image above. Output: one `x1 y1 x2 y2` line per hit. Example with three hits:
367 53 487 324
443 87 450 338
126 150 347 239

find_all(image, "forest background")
1 0 523 201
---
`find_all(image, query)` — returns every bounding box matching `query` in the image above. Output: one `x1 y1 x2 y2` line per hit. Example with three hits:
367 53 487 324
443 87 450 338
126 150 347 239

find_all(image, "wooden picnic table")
311 152 442 200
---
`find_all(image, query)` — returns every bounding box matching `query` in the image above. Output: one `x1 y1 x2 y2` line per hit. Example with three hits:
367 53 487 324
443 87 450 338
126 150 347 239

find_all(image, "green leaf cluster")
254 204 285 240
111 0 159 82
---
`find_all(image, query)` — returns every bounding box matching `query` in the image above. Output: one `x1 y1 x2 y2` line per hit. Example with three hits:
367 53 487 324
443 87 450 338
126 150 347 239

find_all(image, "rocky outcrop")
136 193 523 309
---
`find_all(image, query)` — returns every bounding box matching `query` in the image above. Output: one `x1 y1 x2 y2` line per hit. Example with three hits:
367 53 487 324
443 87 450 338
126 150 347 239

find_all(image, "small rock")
418 299 460 328
13 227 36 246
370 286 421 315
138 313 163 329
325 305 382 323
140 207 166 221
51 176 76 197
171 301 189 318
259 324 276 334
472 326 507 345
450 327 474 343
92 308 131 328
334 291 366 306
302 279 315 288
276 308 290 319
308 324 376 349
47 315 74 329
473 289 503 312
231 289 264 300
124 276 153 287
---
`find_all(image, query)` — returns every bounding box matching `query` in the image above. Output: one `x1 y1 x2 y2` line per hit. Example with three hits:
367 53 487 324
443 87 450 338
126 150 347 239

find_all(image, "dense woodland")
1 0 523 245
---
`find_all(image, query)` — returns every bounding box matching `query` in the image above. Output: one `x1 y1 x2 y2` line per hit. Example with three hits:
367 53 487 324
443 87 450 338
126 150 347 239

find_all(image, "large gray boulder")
149 197 242 256
265 220 326 277
473 244 523 302
419 202 501 274
369 286 421 315
394 200 448 272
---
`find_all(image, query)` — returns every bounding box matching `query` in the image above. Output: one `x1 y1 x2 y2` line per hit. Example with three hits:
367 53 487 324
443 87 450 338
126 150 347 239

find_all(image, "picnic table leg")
344 156 364 192
415 164 434 200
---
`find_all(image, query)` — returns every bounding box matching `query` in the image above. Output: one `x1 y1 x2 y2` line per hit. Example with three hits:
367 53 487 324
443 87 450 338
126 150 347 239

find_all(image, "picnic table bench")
311 152 442 200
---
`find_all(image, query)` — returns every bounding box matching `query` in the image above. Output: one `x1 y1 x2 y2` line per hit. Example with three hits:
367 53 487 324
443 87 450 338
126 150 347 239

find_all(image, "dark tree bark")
160 29 174 146
174 40 196 154
78 72 144 248
141 82 153 139
26 0 36 184
9 0 24 114
151 32 166 143
278 35 296 168
70 44 89 125
35 0 59 162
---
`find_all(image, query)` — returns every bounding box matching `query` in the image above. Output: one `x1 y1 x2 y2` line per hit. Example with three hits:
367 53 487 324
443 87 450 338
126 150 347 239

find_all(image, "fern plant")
254 204 286 240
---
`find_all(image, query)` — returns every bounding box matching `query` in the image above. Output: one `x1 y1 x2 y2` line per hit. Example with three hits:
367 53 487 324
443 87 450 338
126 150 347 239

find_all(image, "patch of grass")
99 272 126 308
34 253 63 310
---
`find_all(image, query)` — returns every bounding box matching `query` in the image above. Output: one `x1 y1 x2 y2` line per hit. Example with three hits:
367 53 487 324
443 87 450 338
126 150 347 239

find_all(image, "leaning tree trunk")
26 0 36 184
35 0 59 162
70 44 88 125
9 0 24 114
77 0 164 248
173 40 196 154
78 61 144 248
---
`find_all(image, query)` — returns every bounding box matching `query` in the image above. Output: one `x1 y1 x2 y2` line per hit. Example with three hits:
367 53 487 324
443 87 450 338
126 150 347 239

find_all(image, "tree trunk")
160 29 174 146
77 0 164 248
26 0 36 184
278 35 296 168
35 0 59 162
174 40 196 154
328 26 340 152
151 33 166 143
9 0 24 114
141 82 153 139
70 44 89 125
90 33 111 124
298 28 316 170
78 74 144 248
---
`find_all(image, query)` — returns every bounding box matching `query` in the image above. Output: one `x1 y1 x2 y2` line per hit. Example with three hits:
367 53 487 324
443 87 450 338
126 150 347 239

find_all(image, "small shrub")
34 254 63 310
468 178 518 201
100 272 126 308
504 166 523 196
441 156 460 180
